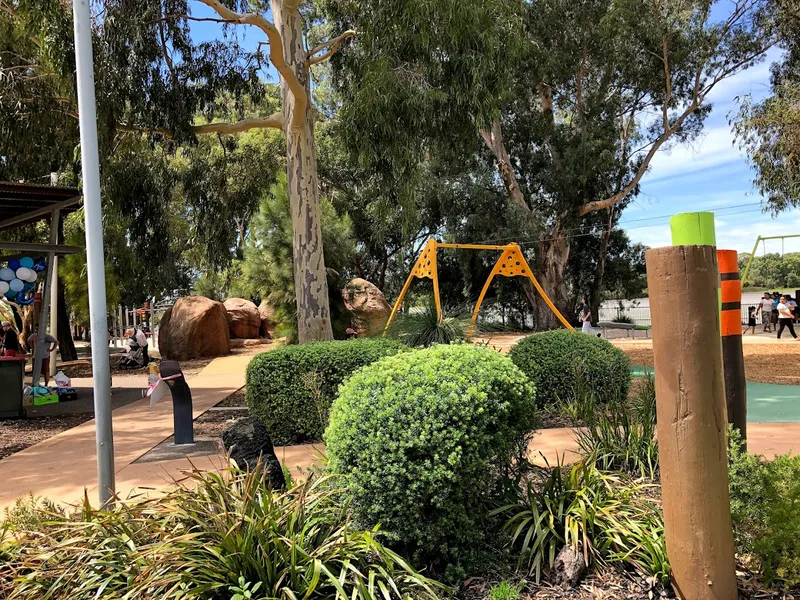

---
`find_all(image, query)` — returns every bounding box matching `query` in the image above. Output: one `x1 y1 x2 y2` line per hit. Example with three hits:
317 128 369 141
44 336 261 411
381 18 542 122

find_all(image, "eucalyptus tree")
323 0 775 327
2 0 355 342
735 0 800 212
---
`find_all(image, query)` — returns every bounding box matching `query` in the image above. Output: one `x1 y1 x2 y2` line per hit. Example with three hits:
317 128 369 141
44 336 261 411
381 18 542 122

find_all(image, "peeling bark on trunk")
272 0 333 343
590 211 613 323
534 223 571 330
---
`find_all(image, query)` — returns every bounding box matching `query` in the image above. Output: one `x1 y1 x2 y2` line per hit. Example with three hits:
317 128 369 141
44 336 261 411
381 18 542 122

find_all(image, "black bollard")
158 360 194 445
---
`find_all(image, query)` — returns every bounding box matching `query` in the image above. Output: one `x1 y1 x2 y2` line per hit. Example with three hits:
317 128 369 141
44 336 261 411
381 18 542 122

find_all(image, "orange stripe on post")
720 279 742 302
717 249 739 276
721 308 742 337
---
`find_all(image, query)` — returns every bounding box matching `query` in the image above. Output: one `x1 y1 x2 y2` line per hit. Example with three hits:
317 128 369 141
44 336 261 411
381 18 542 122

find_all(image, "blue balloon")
0 268 13 281
16 291 34 305
8 259 20 271
32 257 46 272
19 257 33 269
9 278 23 292
4 289 15 299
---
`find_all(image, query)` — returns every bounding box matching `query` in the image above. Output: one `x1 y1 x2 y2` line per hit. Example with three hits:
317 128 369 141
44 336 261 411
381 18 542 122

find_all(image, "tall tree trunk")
272 0 333 343
589 210 614 323
57 216 78 361
524 222 571 330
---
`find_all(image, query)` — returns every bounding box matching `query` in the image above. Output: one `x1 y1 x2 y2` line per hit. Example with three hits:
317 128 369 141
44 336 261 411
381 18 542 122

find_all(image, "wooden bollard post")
646 245 737 600
718 249 747 446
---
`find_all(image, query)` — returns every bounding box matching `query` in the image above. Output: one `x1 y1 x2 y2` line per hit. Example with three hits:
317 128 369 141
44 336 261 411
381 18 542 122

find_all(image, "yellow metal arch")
383 239 574 338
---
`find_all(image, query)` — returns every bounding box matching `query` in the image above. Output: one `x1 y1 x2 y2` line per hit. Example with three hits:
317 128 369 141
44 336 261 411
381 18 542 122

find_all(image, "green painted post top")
670 212 717 246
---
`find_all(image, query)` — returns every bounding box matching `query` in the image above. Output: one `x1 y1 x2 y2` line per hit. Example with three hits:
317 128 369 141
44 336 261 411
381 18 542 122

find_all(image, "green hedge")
508 330 630 406
246 339 406 445
325 344 537 574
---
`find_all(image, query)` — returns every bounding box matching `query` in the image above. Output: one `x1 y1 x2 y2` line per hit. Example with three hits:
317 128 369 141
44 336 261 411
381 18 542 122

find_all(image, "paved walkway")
0 354 252 510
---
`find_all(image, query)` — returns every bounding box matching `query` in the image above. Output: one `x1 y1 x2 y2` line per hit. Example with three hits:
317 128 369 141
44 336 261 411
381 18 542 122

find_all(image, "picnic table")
596 321 651 338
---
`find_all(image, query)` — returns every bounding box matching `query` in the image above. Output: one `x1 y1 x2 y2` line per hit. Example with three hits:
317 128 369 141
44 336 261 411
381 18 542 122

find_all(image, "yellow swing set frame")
383 238 575 338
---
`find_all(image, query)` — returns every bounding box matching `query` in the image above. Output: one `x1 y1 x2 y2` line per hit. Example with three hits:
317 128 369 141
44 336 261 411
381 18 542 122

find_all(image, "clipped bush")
325 344 537 573
246 339 406 445
508 330 630 406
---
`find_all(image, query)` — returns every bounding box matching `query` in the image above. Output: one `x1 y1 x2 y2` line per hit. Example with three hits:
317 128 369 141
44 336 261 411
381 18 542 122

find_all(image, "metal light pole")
72 0 115 505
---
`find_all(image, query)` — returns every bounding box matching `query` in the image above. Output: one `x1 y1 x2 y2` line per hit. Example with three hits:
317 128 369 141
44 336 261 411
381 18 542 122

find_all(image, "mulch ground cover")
0 415 89 461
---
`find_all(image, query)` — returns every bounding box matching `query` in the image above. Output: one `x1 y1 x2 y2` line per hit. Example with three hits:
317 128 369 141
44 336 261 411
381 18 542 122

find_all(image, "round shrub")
325 344 537 573
246 339 406 445
508 330 630 406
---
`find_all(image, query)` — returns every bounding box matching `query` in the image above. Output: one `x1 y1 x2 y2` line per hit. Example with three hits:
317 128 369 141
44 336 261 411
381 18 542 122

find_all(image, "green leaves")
1 471 447 600
493 458 669 584
325 344 537 575
508 330 631 408
245 339 407 445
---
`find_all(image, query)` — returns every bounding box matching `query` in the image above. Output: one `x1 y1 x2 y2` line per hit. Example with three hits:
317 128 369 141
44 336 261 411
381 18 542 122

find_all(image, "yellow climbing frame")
383 239 575 338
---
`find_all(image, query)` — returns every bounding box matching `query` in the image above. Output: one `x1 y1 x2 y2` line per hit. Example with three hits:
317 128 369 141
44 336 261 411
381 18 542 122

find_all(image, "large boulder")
222 417 286 490
224 298 261 339
158 296 230 360
342 278 391 337
258 300 279 338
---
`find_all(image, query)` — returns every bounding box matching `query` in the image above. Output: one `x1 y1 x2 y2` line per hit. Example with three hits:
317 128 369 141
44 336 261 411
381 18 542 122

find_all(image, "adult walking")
580 295 601 337
776 295 799 340
760 292 774 332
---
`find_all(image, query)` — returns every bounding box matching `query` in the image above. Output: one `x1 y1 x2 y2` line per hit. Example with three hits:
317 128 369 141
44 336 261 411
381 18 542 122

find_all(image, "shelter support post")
31 209 59 387
646 245 737 600
73 0 115 506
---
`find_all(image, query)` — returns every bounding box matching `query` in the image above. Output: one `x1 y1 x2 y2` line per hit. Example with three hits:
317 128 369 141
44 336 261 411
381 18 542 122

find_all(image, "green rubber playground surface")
631 366 800 423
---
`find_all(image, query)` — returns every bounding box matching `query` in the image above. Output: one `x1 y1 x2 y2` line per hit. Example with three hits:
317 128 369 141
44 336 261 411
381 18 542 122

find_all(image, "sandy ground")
622 342 800 386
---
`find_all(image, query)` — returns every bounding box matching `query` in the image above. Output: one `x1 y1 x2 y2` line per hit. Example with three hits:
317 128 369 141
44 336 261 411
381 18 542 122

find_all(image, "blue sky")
188 2 791 256
619 48 796 255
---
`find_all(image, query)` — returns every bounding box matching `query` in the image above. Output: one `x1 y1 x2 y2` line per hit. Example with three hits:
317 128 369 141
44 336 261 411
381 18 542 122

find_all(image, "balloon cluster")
0 257 45 305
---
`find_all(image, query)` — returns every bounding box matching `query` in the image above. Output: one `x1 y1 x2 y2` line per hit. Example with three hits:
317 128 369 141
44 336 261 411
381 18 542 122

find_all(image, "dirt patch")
58 356 215 380
216 388 246 407
0 415 90 461
622 344 800 386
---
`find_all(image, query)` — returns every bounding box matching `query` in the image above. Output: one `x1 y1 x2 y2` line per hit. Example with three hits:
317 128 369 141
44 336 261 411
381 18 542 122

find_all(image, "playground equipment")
741 233 800 285
646 244 738 600
383 239 574 337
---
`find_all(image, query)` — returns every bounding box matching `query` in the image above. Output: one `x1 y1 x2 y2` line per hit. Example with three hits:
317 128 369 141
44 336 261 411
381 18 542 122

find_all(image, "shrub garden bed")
2 336 799 599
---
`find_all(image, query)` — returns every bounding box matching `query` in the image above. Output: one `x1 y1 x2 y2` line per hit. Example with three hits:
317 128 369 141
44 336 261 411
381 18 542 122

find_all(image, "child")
745 306 756 335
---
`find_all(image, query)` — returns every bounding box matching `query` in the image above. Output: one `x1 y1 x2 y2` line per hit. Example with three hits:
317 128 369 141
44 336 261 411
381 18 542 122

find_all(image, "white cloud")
643 125 745 184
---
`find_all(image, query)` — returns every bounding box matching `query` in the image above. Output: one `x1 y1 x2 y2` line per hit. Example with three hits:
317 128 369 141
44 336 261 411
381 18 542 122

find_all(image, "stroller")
119 338 146 370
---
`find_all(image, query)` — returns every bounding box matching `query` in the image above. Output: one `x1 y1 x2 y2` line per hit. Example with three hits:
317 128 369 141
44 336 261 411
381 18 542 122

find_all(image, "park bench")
596 321 651 338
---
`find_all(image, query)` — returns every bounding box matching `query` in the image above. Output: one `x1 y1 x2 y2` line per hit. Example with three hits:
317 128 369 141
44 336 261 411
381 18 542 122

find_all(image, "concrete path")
0 354 252 510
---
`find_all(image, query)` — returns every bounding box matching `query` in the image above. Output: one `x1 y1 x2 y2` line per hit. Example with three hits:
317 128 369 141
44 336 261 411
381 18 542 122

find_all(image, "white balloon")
9 278 23 292
0 282 8 295
0 268 14 281
15 267 31 281
24 270 38 283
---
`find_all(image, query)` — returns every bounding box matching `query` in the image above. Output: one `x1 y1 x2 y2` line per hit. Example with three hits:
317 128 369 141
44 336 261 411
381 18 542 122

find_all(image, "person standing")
745 306 757 335
1 321 20 356
26 329 59 386
135 326 149 365
776 296 799 340
760 292 774 332
580 295 601 337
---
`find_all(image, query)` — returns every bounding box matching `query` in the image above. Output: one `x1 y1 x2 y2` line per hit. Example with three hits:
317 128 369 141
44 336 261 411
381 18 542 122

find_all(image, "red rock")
224 298 261 339
158 297 230 360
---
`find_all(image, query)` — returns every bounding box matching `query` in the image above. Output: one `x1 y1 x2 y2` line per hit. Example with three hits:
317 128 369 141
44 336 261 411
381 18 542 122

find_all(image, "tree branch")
479 118 529 213
307 30 356 66
195 0 307 133
191 112 284 134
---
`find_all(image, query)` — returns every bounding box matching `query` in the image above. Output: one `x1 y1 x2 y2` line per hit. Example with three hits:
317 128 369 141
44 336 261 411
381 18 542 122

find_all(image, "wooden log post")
646 245 737 600
718 249 747 447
